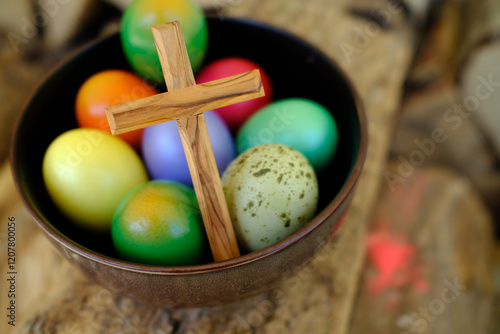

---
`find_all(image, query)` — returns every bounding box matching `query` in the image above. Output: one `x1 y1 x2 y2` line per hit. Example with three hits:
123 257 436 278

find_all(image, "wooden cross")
105 21 265 262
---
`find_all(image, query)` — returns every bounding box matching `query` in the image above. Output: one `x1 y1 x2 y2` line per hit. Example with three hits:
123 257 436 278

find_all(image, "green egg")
236 98 338 171
111 180 208 266
121 0 208 84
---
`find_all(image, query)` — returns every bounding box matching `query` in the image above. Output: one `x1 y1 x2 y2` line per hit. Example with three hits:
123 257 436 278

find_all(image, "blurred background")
0 0 499 333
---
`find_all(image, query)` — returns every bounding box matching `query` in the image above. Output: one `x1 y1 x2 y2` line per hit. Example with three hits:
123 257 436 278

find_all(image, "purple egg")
142 111 236 186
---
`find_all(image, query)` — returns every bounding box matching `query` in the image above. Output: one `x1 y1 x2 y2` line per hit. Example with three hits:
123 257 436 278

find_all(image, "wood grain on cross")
105 21 265 262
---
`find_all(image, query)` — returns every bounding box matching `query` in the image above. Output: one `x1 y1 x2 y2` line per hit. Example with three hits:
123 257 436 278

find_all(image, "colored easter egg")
196 57 273 130
121 0 208 84
222 144 319 253
75 69 159 150
111 180 208 266
237 98 338 171
42 128 148 232
142 111 236 186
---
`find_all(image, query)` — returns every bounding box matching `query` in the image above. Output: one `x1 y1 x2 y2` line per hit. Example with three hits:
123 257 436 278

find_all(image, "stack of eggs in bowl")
12 0 366 306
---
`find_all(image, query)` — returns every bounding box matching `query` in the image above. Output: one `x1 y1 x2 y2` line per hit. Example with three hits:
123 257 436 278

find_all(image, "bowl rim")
10 16 367 276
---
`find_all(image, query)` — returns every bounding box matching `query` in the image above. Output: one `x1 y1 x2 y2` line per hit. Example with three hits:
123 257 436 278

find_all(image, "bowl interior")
12 17 364 267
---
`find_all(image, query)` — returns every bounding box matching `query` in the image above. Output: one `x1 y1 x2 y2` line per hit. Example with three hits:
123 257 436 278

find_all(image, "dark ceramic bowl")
11 17 367 307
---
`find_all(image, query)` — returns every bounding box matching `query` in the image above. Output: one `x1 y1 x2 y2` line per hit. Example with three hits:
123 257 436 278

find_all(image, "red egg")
196 57 273 130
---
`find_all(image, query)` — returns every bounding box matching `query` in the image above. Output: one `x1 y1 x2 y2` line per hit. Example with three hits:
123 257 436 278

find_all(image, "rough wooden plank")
390 80 500 233
349 163 495 334
406 0 462 88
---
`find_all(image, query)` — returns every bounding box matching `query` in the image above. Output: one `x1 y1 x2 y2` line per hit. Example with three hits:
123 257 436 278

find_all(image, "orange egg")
75 69 159 149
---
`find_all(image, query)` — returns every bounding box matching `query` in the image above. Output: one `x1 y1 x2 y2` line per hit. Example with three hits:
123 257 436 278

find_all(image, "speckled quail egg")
221 144 319 252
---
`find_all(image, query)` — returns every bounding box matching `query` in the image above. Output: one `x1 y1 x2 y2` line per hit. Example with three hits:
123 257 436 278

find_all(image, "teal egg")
236 98 338 170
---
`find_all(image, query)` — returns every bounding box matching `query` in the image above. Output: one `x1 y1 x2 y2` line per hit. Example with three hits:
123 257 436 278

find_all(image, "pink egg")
196 57 273 131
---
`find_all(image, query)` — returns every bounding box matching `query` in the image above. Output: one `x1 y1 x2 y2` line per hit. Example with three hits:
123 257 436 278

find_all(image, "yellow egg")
43 128 148 232
222 144 319 252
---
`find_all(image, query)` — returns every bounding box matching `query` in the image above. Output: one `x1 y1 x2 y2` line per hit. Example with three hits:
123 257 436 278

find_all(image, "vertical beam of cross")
151 22 241 261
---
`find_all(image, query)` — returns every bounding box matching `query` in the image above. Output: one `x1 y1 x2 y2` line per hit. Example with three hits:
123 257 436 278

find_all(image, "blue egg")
142 111 236 186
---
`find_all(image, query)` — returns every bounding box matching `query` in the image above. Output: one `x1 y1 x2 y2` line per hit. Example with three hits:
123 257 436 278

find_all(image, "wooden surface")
350 163 495 334
2 0 416 333
5 0 498 333
391 81 500 227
